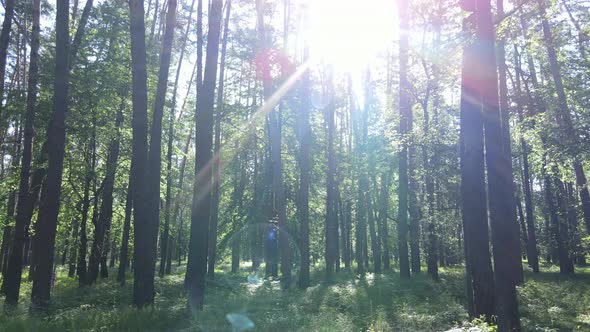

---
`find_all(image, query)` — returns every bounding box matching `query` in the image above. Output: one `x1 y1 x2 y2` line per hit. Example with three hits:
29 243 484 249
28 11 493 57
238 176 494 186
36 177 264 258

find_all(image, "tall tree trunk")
513 44 539 272
186 0 223 309
88 98 125 284
476 0 521 329
160 0 196 277
537 0 590 236
421 86 438 280
196 0 203 91
30 0 69 311
169 126 193 273
350 76 365 275
78 118 98 286
0 0 15 126
496 0 524 286
22 0 92 282
297 44 311 288
148 0 159 45
208 0 231 279
69 0 93 70
141 0 176 303
325 72 338 277
255 0 291 288
397 0 410 280
129 0 152 308
3 0 41 306
459 9 495 321
408 106 420 275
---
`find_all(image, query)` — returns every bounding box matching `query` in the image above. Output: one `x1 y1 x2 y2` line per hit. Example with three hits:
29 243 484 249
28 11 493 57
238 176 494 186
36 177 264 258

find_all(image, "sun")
306 0 398 73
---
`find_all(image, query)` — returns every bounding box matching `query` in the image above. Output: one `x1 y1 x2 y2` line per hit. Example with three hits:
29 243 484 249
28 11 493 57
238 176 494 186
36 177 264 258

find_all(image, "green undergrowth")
0 264 587 331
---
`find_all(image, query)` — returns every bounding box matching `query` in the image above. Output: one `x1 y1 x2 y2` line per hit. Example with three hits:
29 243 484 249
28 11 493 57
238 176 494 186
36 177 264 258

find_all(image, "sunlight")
307 0 398 73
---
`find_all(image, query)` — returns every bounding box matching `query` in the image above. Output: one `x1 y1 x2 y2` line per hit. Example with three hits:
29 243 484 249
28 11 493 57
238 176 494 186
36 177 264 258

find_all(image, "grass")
0 263 588 331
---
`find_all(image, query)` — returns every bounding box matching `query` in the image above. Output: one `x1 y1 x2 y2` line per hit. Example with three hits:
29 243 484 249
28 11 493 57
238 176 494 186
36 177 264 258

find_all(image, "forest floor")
0 263 588 331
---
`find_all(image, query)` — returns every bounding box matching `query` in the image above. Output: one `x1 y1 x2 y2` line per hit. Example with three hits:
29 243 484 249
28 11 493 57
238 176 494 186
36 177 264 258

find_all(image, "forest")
0 0 588 330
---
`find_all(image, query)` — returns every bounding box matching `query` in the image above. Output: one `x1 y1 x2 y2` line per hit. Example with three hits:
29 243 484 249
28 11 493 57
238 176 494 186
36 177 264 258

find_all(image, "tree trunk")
69 0 93 70
0 0 15 125
349 76 365 275
513 45 540 272
325 72 338 277
496 0 524 286
30 0 69 311
160 0 195 277
421 90 438 280
186 0 223 309
459 10 495 321
367 187 381 273
129 0 152 308
0 226 12 280
3 0 41 306
88 98 125 284
117 176 133 285
208 0 231 279
476 0 520 329
148 0 159 45
397 0 410 280
537 0 590 236
379 173 390 270
77 119 98 287
140 0 176 301
553 176 575 274
408 108 420 275
297 45 311 288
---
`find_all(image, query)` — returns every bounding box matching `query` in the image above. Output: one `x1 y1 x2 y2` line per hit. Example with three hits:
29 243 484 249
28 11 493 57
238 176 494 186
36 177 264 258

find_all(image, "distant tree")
397 0 411 280
297 44 311 288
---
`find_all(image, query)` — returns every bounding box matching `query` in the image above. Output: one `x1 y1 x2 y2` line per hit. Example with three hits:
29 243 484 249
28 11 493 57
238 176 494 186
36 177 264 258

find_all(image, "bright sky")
307 0 398 74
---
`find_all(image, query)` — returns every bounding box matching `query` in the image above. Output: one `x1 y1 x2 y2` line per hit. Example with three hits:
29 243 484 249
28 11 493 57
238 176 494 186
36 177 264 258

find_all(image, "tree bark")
476 0 521 329
69 0 93 70
141 0 176 301
297 44 311 288
513 44 539 272
496 0 524 286
325 71 338 277
459 10 495 321
117 175 133 285
537 0 590 237
0 0 15 124
129 0 152 307
3 0 41 306
30 0 69 311
408 104 420 275
397 0 411 280
186 0 223 309
379 172 390 270
160 0 196 277
208 0 231 279
88 97 125 284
